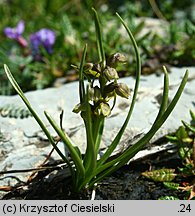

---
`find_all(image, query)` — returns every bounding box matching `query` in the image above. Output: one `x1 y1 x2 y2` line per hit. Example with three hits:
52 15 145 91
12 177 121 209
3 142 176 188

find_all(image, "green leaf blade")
79 44 87 103
44 111 85 178
4 65 73 173
97 12 141 167
92 8 106 68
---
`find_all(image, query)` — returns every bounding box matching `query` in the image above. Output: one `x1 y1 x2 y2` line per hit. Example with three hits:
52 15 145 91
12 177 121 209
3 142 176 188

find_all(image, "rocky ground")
0 66 195 199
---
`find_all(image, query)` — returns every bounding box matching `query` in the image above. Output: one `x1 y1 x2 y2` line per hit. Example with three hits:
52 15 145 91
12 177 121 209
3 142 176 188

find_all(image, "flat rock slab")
0 67 194 188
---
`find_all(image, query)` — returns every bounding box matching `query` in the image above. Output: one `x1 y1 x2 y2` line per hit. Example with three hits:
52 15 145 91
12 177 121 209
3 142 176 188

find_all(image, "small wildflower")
103 66 119 81
107 53 127 68
30 29 56 55
4 20 28 47
103 82 117 95
89 86 101 102
83 63 93 72
115 83 131 99
83 63 101 78
94 102 111 117
72 103 86 113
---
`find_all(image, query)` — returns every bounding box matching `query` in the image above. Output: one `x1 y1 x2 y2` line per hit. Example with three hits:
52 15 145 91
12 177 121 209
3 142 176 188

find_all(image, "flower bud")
115 83 131 99
103 66 119 81
107 53 127 68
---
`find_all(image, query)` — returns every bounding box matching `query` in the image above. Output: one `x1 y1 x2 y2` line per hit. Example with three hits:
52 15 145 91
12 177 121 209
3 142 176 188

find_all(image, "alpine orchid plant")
4 9 188 192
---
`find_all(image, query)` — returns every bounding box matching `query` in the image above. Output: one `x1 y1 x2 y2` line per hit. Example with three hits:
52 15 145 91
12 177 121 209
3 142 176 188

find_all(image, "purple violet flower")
30 29 56 55
4 20 28 47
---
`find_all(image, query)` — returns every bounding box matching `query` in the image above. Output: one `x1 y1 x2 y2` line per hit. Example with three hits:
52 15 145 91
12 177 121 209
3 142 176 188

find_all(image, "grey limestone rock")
0 67 194 188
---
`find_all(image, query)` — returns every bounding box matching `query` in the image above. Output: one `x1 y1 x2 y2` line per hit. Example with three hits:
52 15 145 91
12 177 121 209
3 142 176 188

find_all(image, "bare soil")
1 150 188 200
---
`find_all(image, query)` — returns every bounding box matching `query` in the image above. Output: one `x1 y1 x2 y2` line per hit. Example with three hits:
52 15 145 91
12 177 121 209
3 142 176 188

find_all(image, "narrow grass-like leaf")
90 70 188 186
79 44 87 103
151 70 188 130
133 20 145 36
182 121 195 133
166 135 178 141
153 65 169 123
97 12 141 167
83 86 96 175
4 65 71 166
94 118 104 154
4 65 30 103
190 110 195 122
108 70 187 170
44 111 85 178
92 8 106 68
137 32 151 44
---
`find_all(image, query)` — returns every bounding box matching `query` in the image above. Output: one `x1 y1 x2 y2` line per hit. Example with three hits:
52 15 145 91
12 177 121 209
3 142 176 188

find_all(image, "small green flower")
72 102 86 113
107 53 127 68
83 63 100 78
94 102 111 117
103 82 117 101
89 86 101 102
115 83 131 99
83 63 94 72
103 66 119 81
103 82 117 94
